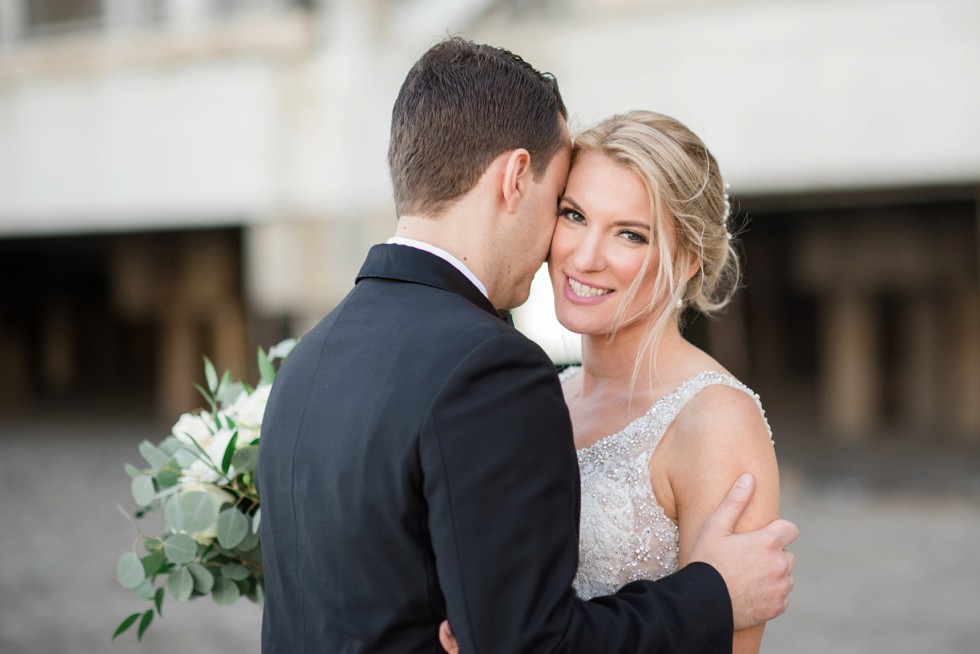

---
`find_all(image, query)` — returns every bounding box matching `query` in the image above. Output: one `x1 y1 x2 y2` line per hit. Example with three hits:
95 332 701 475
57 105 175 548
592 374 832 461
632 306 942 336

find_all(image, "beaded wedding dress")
560 367 772 600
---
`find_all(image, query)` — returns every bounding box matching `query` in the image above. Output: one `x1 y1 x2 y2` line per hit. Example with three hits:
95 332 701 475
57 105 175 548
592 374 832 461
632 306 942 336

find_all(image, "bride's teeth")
568 278 611 298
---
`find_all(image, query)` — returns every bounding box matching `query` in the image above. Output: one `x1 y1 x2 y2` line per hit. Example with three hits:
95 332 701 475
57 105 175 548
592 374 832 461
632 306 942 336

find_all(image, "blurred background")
1 0 978 652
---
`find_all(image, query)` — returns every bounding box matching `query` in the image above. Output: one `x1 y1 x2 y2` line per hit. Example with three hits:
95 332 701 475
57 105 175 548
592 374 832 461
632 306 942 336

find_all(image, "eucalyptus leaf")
204 356 218 393
231 446 258 474
133 579 155 601
167 566 194 601
216 508 248 549
163 533 198 566
162 495 178 530
158 436 183 456
252 507 261 534
187 562 214 594
138 441 169 471
212 576 241 606
137 609 154 641
112 612 141 640
124 463 143 478
155 464 181 489
131 475 155 507
141 550 167 577
117 552 145 589
235 528 259 554
221 563 250 581
175 491 218 534
174 448 199 468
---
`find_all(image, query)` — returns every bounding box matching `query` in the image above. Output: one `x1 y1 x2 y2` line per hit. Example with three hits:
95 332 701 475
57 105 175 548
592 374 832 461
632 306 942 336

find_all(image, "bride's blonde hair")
572 110 740 384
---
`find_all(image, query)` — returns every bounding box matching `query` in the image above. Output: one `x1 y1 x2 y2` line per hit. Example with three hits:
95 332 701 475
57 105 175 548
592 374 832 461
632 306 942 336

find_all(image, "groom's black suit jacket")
258 244 733 653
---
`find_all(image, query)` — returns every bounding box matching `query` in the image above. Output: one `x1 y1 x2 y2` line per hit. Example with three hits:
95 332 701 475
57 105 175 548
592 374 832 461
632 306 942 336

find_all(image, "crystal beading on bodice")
562 368 772 600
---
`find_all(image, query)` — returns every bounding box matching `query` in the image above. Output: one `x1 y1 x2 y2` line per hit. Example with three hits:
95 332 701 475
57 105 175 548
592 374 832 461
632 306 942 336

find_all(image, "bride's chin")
555 312 605 338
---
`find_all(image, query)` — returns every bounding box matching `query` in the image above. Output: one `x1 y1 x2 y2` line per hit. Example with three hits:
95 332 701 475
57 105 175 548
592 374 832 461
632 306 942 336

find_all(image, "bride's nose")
572 231 605 272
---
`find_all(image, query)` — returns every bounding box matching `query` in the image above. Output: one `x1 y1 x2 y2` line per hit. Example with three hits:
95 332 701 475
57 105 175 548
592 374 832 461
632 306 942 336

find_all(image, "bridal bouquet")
113 339 296 641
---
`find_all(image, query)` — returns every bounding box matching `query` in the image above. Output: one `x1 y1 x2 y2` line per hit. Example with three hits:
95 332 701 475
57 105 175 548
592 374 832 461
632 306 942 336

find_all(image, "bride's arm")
652 384 780 654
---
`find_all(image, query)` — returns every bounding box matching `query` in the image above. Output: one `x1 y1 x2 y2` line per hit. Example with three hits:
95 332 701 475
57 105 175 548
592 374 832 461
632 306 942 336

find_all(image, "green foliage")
167 567 194 601
187 562 215 594
114 339 295 641
221 563 250 582
140 550 167 577
117 553 145 589
204 356 218 394
212 576 241 606
112 612 141 640
153 587 165 616
220 432 239 475
138 441 169 471
257 346 276 385
137 610 154 640
217 507 249 549
163 533 197 566
131 475 155 507
173 491 218 535
232 446 259 475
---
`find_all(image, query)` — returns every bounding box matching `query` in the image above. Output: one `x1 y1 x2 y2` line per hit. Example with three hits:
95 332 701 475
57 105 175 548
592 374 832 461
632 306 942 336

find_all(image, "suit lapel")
356 244 505 322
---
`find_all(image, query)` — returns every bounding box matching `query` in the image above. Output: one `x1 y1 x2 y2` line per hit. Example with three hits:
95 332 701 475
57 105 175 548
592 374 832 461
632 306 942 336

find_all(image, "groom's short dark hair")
388 37 568 218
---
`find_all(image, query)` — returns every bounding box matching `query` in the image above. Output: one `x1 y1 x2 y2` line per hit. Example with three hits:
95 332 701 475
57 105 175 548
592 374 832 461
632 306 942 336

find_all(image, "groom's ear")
501 148 532 214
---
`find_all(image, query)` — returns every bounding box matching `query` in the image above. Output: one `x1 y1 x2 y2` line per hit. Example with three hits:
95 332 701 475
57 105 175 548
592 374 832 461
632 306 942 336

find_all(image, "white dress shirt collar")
385 237 489 300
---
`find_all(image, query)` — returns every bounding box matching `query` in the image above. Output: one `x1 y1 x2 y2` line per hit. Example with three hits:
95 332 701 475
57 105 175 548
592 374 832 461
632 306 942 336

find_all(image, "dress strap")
667 371 773 443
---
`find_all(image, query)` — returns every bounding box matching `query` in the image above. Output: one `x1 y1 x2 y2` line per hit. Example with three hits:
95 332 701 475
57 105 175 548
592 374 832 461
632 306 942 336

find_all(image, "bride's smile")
565 275 613 300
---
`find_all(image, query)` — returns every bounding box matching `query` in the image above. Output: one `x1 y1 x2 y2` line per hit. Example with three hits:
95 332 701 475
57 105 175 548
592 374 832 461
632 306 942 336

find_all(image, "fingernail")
737 473 752 488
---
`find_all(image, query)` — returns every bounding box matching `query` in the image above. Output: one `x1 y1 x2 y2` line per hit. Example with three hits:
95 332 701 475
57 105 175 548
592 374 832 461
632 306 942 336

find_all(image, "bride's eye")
559 207 585 224
618 229 649 244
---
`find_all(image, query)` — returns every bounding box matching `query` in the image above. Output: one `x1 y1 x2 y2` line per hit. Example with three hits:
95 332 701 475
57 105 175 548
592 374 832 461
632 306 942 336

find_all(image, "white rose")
228 385 271 444
172 411 214 451
181 457 220 485
177 426 236 486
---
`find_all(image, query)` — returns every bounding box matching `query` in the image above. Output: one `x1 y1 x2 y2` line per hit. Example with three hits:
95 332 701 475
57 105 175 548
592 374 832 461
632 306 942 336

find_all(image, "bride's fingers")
438 620 459 654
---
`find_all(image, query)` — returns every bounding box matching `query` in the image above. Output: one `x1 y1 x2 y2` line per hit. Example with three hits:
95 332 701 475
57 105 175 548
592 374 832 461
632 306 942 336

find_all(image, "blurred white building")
0 0 977 437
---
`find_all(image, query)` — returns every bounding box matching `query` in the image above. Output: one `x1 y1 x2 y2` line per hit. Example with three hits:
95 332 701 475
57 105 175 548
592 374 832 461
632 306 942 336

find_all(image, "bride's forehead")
566 156 649 210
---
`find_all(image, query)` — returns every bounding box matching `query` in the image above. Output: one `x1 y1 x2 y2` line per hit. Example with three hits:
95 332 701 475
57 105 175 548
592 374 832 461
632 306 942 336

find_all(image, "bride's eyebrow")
559 196 585 213
613 219 650 231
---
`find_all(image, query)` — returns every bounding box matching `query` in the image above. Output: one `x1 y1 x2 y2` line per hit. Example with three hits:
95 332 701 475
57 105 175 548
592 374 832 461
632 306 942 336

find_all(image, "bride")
443 110 780 653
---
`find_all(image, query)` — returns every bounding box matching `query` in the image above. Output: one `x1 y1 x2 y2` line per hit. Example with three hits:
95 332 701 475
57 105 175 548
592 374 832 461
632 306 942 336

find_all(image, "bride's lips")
562 274 614 305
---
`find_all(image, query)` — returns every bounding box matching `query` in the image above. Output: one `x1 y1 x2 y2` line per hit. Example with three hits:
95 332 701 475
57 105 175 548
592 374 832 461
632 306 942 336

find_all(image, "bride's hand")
438 620 459 653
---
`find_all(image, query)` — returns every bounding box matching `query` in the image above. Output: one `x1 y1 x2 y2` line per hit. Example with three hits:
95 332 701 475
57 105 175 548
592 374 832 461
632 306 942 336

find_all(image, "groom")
258 37 797 653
